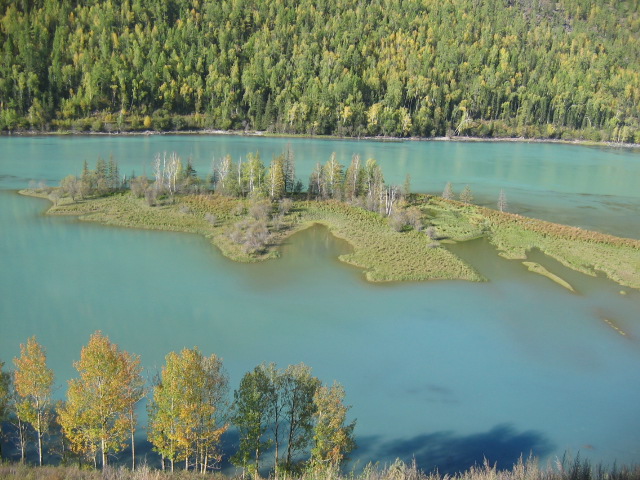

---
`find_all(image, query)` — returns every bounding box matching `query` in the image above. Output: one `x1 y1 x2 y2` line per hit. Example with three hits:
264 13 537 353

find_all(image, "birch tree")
243 152 265 196
364 158 384 212
343 153 363 201
308 163 324 199
58 331 143 469
231 365 272 476
148 348 228 472
442 182 454 200
267 156 286 199
13 337 55 466
281 363 320 472
322 153 344 200
498 189 508 212
311 382 356 469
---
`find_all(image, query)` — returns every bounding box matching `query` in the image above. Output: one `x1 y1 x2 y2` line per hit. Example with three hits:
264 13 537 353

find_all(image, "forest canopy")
1 0 639 142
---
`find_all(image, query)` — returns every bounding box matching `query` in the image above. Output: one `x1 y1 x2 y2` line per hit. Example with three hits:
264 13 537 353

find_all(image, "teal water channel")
1 136 639 471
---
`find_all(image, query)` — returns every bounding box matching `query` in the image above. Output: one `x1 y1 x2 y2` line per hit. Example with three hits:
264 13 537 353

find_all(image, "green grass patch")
426 196 640 289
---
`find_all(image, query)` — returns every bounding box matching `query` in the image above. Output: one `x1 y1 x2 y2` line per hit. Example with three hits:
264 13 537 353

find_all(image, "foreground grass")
1 456 639 480
19 189 640 288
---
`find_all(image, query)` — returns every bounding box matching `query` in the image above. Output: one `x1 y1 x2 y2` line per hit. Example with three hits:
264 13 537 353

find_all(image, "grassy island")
19 187 640 289
19 190 482 283
18 150 640 289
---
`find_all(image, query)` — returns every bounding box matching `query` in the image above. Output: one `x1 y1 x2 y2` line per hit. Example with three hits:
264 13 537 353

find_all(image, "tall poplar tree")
13 337 55 466
58 331 143 469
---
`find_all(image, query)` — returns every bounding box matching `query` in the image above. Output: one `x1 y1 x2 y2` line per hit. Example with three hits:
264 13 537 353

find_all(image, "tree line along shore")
1 0 639 143
0 334 355 474
19 146 640 289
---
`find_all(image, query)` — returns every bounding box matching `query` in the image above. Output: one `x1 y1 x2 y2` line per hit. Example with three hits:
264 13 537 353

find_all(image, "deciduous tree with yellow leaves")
13 336 54 466
57 331 142 469
148 347 228 473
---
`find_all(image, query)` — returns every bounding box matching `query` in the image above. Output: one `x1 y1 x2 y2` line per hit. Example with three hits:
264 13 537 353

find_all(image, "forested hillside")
1 0 639 142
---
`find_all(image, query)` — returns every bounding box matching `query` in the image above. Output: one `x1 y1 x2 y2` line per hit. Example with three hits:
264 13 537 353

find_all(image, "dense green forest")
1 0 639 141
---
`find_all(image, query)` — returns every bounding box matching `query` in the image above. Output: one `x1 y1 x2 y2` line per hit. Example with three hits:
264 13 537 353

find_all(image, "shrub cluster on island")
20 146 640 290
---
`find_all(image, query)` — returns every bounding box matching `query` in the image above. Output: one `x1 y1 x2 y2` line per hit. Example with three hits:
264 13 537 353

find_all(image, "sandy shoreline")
3 128 640 150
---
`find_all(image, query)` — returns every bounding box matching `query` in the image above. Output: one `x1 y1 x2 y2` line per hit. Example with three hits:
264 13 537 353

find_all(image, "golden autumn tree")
57 331 143 469
311 381 356 469
13 336 55 466
148 347 228 473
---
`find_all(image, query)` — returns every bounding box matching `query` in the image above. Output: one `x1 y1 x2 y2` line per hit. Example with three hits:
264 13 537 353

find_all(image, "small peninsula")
19 151 640 289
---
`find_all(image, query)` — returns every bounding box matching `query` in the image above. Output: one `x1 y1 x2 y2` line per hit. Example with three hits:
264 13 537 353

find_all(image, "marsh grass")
1 456 639 480
297 201 483 282
425 196 640 289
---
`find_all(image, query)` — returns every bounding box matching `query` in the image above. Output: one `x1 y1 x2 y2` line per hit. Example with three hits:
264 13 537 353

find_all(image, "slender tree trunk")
274 429 279 480
37 430 43 466
170 457 174 472
255 447 259 474
101 437 107 469
130 429 135 471
17 417 26 464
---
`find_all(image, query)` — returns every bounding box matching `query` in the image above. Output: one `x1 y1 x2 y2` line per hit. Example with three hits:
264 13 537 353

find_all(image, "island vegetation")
20 147 640 289
1 0 639 144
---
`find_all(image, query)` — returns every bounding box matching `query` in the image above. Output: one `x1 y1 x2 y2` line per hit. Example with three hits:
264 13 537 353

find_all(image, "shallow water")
1 136 639 471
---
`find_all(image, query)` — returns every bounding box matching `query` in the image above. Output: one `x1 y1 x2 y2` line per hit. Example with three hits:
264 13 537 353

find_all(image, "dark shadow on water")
353 424 555 475
0 421 553 474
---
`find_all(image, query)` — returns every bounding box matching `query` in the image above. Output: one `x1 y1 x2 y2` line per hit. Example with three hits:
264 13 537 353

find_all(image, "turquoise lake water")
1 136 639 471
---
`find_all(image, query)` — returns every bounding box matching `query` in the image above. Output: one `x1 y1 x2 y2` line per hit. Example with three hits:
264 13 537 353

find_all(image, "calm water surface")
1 136 639 471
